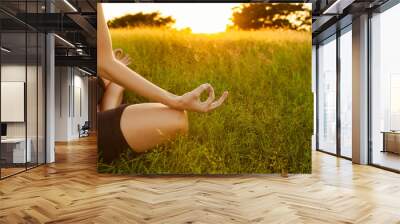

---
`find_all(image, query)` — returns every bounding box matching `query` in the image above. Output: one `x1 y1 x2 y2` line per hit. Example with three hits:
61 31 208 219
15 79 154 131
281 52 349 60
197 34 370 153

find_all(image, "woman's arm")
97 4 181 108
97 4 227 112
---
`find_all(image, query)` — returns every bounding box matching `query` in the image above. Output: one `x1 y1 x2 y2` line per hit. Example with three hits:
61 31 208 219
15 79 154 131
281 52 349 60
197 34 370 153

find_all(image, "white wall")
1 82 24 122
72 73 89 138
1 64 46 164
1 65 26 143
54 67 89 141
55 66 69 141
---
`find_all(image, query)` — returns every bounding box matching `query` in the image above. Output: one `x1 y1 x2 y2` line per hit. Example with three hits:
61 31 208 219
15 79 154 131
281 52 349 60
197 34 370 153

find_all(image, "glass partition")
339 28 352 158
27 31 38 169
371 4 400 171
1 31 28 177
0 1 46 179
317 35 337 154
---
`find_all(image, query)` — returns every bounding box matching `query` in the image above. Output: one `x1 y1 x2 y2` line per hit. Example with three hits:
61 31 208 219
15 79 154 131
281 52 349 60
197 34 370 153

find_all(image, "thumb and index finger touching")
192 83 228 111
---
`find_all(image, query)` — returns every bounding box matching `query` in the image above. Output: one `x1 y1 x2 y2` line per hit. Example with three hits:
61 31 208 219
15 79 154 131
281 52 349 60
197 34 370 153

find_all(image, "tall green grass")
98 28 313 174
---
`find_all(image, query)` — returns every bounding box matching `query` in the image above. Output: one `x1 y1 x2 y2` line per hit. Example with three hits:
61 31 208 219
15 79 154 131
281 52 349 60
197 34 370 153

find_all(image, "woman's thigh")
120 103 188 153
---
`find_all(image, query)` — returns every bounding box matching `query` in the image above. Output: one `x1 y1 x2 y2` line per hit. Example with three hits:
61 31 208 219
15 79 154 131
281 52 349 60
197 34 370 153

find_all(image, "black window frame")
315 23 353 161
0 0 48 180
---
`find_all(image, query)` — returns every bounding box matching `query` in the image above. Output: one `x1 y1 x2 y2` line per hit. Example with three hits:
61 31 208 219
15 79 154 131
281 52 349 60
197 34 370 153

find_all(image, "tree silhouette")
230 3 311 31
107 12 175 29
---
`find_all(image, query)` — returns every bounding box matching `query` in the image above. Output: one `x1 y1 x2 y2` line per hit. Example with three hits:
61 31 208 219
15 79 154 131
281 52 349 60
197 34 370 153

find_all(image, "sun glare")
102 3 241 34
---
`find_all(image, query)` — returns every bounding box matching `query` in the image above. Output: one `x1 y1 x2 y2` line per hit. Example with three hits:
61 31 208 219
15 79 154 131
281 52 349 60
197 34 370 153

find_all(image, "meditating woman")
97 4 228 164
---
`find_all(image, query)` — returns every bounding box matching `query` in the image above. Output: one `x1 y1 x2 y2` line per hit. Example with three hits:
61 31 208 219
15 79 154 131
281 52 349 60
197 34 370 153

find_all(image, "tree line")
107 3 311 31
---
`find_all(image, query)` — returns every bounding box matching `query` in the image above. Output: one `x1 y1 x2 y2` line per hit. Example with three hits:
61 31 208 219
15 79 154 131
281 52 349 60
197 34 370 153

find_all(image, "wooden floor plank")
0 136 399 223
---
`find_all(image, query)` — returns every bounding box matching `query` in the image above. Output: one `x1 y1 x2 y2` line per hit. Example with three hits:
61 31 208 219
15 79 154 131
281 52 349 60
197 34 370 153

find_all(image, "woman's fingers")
120 55 132 65
204 84 215 105
209 91 228 111
126 56 132 65
113 48 132 65
192 83 210 97
187 84 228 112
113 48 123 59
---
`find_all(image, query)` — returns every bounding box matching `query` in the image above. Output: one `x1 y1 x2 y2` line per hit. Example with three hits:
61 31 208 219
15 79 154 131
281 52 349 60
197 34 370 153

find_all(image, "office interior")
0 0 96 179
0 0 398 178
312 0 400 172
0 0 399 222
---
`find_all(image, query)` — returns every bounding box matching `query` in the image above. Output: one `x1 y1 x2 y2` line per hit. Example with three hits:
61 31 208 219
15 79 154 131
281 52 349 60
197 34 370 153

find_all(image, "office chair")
79 121 90 138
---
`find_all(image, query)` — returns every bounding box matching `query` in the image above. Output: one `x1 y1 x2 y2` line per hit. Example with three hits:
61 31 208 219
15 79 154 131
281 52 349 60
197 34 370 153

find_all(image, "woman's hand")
176 83 228 112
100 49 132 88
110 48 227 112
113 48 132 66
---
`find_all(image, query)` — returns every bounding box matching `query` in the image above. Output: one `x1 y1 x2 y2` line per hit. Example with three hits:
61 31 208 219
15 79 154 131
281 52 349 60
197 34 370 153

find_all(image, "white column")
46 33 55 163
352 14 369 164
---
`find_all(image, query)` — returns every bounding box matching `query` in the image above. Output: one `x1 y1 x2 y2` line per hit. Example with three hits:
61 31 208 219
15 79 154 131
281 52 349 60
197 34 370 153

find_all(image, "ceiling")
310 0 391 43
2 0 396 71
0 0 96 73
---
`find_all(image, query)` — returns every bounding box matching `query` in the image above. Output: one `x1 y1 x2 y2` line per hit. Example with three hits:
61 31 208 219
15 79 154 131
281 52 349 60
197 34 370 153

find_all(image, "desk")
381 131 400 154
1 138 31 163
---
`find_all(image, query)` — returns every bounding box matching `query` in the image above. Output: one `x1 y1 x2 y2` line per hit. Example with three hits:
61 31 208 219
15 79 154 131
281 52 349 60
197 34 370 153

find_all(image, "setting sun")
102 3 241 34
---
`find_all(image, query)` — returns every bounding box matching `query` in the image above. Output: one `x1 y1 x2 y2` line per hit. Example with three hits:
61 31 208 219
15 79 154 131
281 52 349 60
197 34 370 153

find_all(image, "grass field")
98 28 313 174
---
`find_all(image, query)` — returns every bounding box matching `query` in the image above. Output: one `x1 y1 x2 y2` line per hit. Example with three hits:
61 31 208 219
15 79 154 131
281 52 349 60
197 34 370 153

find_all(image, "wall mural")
97 3 313 174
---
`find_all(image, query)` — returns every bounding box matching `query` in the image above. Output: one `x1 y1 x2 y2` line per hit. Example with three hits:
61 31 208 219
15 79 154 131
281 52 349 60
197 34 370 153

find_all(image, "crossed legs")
99 76 188 154
120 103 188 153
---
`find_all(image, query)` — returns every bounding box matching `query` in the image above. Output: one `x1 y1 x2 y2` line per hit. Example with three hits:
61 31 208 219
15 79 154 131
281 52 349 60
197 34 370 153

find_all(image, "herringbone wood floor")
0 136 400 224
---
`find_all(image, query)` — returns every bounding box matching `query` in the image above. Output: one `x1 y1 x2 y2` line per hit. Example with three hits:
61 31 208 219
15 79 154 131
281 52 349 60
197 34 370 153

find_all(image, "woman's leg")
99 48 131 112
120 103 188 153
100 82 124 111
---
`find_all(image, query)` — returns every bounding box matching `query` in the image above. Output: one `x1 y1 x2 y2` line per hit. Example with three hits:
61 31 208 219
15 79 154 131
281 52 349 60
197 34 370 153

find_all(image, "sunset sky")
102 3 241 34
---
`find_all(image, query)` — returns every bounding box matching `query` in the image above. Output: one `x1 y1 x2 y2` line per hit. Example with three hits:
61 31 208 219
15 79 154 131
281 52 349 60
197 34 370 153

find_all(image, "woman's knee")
148 103 188 134
119 103 188 152
176 110 189 134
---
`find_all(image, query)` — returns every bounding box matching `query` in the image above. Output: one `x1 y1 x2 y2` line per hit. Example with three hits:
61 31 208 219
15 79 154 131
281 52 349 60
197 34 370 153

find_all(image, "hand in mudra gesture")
178 83 228 112
114 48 132 66
111 48 227 112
